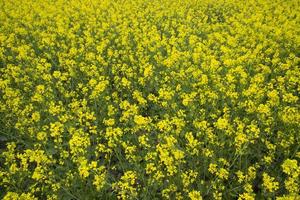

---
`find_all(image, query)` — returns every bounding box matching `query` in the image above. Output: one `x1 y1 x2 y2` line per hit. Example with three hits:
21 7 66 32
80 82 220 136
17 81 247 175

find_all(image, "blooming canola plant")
0 0 299 199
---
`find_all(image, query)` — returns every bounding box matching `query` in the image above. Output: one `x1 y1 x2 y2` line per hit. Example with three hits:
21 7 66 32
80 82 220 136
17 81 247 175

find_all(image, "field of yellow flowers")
0 0 299 199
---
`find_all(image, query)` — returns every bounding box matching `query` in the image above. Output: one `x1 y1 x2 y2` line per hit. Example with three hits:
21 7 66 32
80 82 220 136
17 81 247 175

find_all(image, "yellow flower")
281 159 299 194
236 171 245 183
181 170 198 188
31 111 40 122
262 173 279 193
209 163 217 174
218 168 229 180
238 193 255 200
145 163 157 174
121 77 131 87
103 118 115 126
133 90 147 105
185 132 199 155
188 190 203 200
113 171 138 199
215 118 229 130
93 166 107 191
134 115 151 126
3 192 38 200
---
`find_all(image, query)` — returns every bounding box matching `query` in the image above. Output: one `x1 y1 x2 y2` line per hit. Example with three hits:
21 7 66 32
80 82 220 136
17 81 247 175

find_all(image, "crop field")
0 0 299 199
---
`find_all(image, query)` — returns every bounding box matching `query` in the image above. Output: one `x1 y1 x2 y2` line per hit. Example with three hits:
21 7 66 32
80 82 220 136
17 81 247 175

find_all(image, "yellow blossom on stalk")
49 122 64 138
209 163 218 174
93 166 107 191
162 184 177 199
188 190 203 200
133 90 147 105
181 170 198 188
121 77 131 88
69 129 90 156
144 65 153 77
262 173 279 193
236 171 245 183
103 118 115 126
79 165 89 178
218 168 229 180
158 88 174 101
138 135 150 148
182 92 197 106
267 90 280 106
31 111 40 122
3 192 38 200
238 193 255 200
215 118 229 130
185 132 200 155
134 115 151 126
36 85 45 93
113 171 138 199
235 131 248 151
145 163 157 174
0 0 299 199
90 80 108 99
282 159 299 176
281 159 300 194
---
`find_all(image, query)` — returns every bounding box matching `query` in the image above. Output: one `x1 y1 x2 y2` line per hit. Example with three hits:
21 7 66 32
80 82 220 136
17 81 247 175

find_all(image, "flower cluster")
0 0 299 199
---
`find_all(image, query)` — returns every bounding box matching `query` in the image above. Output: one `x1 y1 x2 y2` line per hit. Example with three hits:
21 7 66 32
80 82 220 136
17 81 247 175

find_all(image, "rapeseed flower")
0 0 299 199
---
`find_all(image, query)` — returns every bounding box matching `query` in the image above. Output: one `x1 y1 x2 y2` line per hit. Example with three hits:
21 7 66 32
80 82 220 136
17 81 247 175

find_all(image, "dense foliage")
0 0 299 199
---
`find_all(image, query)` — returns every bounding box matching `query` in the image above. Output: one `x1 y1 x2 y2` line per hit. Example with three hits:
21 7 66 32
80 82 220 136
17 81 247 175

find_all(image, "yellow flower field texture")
0 0 299 199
